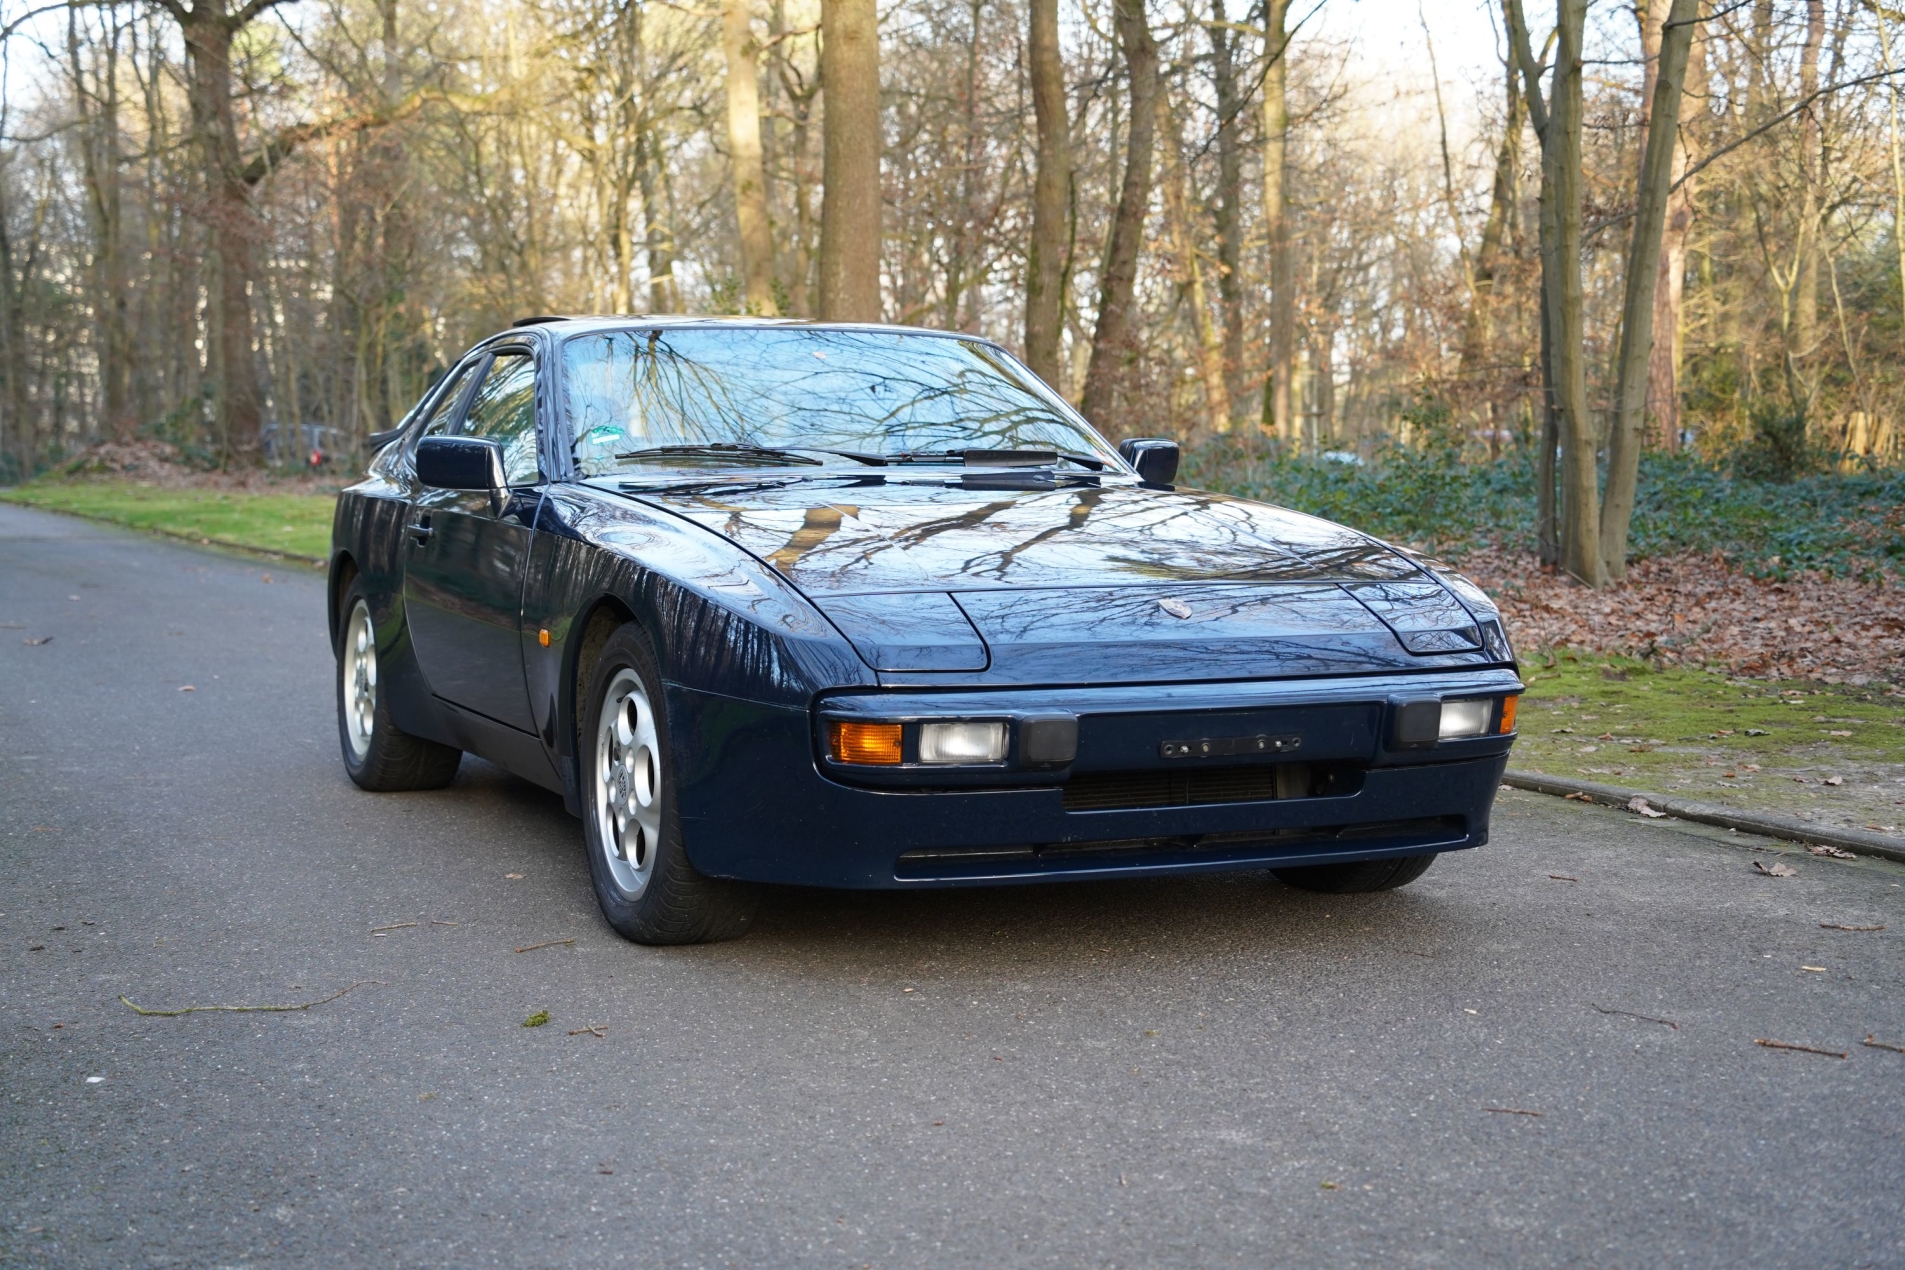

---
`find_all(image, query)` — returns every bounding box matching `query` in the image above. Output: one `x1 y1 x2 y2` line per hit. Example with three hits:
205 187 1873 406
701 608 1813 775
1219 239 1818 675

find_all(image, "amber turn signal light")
829 720 904 765
1499 694 1520 734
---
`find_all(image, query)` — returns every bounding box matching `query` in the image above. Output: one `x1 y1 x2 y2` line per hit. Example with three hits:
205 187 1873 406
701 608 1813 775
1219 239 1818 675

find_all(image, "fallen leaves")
23 636 51 646
1823 776 1845 787
1806 844 1857 859
522 1010 550 1028
1564 791 1593 802
1754 1038 1847 1059
177 685 194 692
1752 860 1797 877
504 873 525 880
1626 796 1668 818
1458 549 1905 682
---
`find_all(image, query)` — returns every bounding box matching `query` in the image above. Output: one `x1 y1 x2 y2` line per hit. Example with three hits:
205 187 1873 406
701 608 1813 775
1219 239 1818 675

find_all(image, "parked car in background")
328 318 1521 944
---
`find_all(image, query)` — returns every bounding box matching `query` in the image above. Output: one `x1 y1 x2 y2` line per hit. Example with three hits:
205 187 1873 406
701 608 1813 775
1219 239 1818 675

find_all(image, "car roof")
493 315 996 344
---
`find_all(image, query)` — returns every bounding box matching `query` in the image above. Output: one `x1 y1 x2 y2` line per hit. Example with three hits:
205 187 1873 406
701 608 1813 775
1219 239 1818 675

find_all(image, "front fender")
522 484 874 812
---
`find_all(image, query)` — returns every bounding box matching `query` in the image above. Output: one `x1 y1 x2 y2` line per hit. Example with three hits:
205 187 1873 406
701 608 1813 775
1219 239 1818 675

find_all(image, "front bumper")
667 669 1519 889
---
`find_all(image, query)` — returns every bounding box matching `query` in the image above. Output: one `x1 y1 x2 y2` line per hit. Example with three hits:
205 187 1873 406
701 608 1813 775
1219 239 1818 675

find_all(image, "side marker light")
1499 694 1520 734
829 720 904 765
538 628 551 647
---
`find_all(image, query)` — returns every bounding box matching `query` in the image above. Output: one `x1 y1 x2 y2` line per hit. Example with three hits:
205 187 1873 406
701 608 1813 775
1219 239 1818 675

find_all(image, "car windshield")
563 327 1119 476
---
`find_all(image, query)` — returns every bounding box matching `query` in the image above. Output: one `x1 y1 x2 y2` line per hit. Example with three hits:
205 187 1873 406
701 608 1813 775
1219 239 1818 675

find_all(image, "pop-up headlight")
918 721 1008 764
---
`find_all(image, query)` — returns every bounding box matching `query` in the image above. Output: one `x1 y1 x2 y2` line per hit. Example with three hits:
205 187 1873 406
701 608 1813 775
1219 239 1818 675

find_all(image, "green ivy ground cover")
1180 442 1905 582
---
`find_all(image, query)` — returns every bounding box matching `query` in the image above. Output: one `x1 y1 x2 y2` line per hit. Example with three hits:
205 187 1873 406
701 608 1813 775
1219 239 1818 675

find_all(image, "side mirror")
1118 437 1180 485
416 435 506 494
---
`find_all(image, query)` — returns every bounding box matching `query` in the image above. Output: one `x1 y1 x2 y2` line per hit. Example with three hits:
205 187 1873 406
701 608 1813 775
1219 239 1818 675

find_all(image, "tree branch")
1585 67 1903 241
232 0 298 29
236 87 459 186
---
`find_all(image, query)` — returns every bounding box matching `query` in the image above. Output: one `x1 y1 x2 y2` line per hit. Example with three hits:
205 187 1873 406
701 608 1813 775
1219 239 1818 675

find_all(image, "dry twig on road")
1754 1038 1848 1059
119 981 378 1017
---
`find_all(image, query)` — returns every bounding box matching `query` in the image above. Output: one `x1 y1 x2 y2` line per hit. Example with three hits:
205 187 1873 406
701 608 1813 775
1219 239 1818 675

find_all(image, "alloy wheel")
592 667 662 898
342 599 377 762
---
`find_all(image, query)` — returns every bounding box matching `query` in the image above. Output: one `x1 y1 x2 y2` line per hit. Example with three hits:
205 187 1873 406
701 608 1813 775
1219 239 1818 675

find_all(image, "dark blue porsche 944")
329 317 1521 944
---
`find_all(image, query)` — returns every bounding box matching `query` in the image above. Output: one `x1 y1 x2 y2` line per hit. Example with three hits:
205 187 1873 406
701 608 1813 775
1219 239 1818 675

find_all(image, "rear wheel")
1272 853 1437 894
580 624 757 945
335 584 461 791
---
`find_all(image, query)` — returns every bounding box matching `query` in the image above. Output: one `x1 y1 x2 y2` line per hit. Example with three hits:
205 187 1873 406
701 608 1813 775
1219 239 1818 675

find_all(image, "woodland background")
1 0 1902 567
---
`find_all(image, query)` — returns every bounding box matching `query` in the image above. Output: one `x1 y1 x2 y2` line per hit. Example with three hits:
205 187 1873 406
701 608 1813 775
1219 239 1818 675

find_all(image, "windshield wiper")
839 447 1108 470
613 443 824 466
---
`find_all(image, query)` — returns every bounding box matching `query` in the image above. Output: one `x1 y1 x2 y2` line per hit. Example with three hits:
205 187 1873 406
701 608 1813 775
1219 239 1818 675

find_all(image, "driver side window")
460 352 542 486
419 363 476 438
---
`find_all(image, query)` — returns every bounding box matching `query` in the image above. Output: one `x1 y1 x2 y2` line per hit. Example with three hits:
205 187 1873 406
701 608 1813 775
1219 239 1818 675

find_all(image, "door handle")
406 518 434 544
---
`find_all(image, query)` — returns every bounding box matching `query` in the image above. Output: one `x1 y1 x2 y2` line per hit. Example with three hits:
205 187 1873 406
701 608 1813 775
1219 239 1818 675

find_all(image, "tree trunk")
179 9 265 466
1877 0 1905 355
725 0 778 314
1023 0 1069 383
1504 0 1561 565
1208 0 1244 411
1158 91 1229 441
1459 55 1520 389
1079 0 1157 427
638 132 679 312
1787 0 1825 407
1647 6 1703 451
1600 0 1700 580
1259 0 1292 439
70 10 135 442
1548 0 1601 585
819 0 882 320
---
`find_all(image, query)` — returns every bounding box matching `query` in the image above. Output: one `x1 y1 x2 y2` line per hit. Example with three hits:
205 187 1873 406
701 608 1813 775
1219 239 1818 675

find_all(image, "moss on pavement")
1514 653 1905 838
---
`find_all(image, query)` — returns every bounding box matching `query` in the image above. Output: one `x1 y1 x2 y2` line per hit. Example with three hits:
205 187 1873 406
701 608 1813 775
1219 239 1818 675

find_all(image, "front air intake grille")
894 815 1468 878
1060 763 1362 812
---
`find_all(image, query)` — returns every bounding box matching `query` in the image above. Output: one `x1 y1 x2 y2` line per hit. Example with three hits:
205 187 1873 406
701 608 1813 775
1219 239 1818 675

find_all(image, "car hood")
603 476 1501 684
609 476 1420 593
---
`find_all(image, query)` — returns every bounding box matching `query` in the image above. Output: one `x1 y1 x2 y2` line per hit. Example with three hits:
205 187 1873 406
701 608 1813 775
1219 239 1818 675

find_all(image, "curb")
0 498 326 567
1502 769 1905 864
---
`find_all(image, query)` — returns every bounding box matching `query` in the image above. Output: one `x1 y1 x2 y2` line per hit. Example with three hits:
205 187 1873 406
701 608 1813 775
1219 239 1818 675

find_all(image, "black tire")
335 581 462 792
578 623 758 945
1272 853 1437 894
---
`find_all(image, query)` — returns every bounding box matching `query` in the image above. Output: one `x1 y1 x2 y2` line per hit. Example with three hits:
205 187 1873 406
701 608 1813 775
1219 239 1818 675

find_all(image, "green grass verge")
1515 652 1905 829
0 480 336 561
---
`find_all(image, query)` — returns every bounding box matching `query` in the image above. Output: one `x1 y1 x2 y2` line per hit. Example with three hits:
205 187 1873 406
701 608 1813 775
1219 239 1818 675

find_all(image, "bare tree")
155 0 294 464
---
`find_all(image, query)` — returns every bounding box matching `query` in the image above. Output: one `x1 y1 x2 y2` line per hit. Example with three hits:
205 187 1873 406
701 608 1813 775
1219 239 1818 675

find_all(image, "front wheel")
579 624 758 945
1272 853 1437 894
335 585 461 791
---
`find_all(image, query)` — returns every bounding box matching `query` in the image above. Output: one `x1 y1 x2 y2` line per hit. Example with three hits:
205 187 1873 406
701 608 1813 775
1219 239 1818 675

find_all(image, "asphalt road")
4 500 1903 1269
